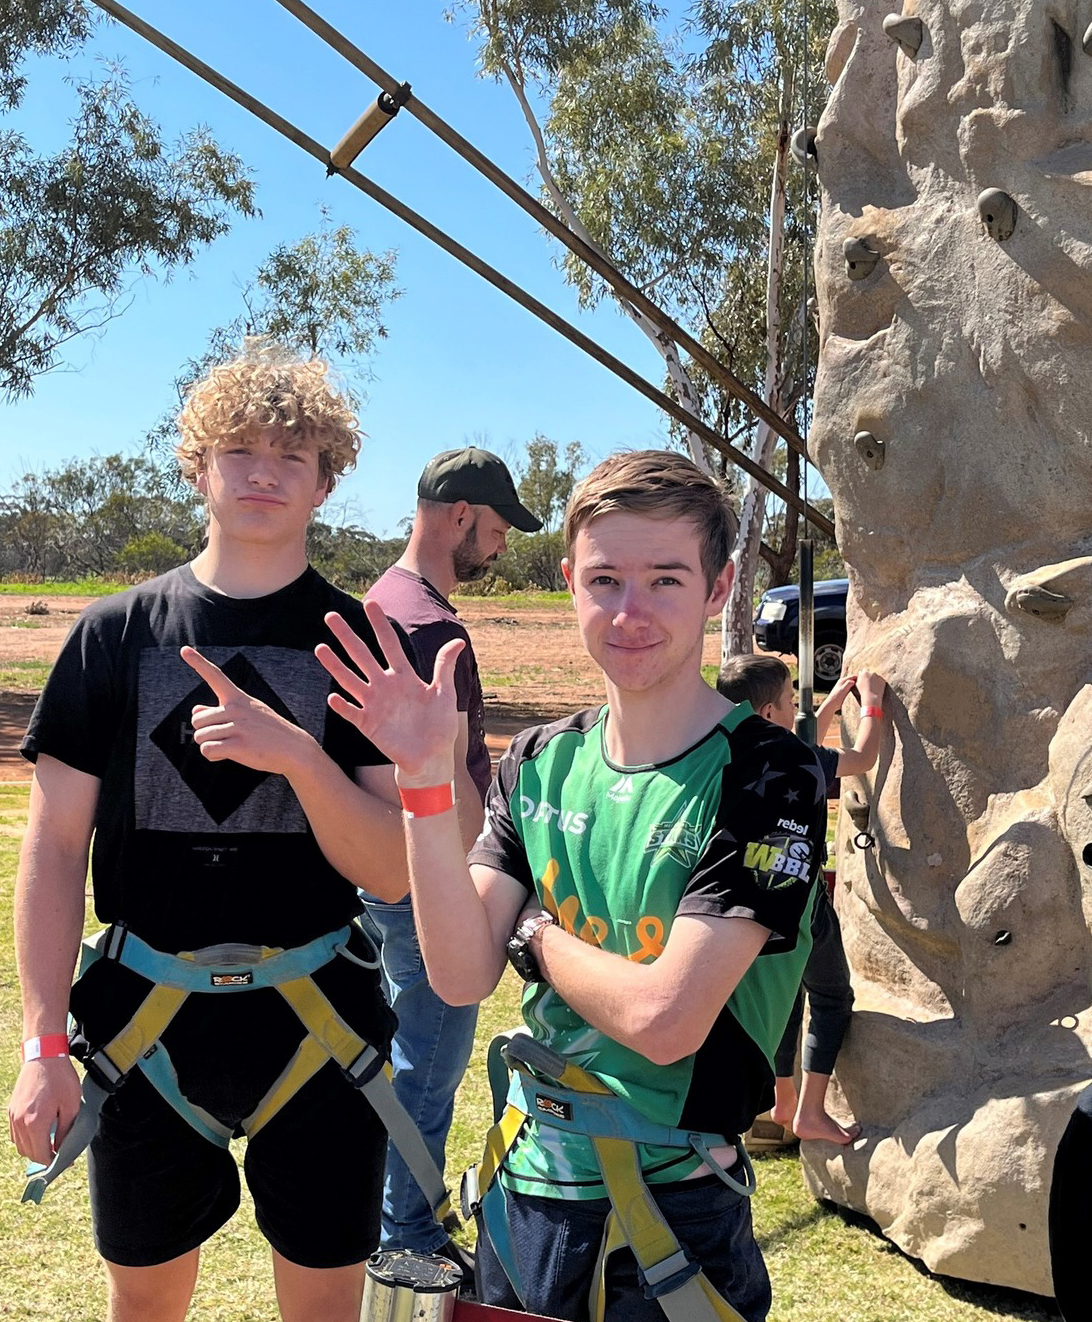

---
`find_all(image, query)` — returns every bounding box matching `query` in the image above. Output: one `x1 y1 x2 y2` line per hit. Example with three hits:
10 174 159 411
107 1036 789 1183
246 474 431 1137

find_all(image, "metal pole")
794 538 816 748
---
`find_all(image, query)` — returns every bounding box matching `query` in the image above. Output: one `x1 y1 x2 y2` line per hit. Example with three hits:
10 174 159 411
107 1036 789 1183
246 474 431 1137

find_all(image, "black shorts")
74 927 395 1269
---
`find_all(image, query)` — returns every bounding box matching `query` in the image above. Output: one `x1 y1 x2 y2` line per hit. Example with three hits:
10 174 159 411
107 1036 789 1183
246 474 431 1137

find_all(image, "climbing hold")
844 788 870 831
994 930 1012 947
977 189 1017 242
790 125 817 167
1083 21 1092 56
843 236 880 281
1007 586 1073 621
1083 843 1092 867
855 431 886 471
883 14 924 59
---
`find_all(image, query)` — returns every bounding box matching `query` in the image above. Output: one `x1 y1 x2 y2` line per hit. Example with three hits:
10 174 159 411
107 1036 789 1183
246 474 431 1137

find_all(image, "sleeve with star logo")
676 717 827 952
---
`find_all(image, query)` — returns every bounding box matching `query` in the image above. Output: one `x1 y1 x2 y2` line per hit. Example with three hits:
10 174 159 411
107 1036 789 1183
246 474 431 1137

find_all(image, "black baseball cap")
417 446 542 533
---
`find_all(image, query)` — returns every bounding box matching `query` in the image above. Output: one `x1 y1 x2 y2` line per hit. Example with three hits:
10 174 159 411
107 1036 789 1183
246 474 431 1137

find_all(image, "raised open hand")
181 646 312 777
317 599 465 784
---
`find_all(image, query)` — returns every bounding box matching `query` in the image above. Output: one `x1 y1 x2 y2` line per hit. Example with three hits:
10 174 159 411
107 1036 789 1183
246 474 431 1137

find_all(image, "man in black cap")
364 445 540 1264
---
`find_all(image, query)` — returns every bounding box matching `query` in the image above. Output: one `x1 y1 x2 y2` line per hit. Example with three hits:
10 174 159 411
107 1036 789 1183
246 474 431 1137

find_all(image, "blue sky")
1 2 698 536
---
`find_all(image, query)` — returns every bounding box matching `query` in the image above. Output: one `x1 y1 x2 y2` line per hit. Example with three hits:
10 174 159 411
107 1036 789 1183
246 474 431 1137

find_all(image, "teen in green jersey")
320 450 826 1321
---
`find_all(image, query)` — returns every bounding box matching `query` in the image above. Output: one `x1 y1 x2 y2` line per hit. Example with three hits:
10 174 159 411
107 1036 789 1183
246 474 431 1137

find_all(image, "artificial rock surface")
805 0 1092 1296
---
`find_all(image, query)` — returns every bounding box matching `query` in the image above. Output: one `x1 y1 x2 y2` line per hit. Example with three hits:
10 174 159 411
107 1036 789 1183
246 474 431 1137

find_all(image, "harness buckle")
460 1164 481 1219
84 1049 125 1094
103 923 129 963
342 1046 385 1090
639 1249 700 1300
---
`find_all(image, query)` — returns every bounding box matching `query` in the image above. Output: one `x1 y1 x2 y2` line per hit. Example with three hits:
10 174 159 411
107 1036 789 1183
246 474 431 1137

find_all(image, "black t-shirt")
22 564 394 952
815 744 840 790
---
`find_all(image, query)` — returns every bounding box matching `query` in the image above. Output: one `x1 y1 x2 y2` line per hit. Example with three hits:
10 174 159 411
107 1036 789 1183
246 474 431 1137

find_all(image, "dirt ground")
0 594 731 781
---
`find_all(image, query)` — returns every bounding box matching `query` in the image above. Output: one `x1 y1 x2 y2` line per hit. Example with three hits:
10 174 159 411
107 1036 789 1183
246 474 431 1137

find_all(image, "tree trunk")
721 69 793 662
759 445 800 587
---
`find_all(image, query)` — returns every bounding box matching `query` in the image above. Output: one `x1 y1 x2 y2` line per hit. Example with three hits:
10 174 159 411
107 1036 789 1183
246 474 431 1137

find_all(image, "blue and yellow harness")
465 1033 757 1322
23 921 457 1237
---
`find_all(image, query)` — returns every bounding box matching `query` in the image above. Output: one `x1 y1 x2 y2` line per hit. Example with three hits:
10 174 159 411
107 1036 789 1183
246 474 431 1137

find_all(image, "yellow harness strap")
266 975 455 1230
101 983 189 1074
478 1103 528 1193
243 975 365 1137
588 1136 747 1322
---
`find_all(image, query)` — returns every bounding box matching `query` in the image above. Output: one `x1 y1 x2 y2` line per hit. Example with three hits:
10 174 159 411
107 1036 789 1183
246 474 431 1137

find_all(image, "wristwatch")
505 911 557 983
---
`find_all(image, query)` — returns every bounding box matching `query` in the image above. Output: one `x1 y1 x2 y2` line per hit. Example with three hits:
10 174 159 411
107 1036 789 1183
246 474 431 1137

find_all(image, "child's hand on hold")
856 670 886 710
828 673 858 710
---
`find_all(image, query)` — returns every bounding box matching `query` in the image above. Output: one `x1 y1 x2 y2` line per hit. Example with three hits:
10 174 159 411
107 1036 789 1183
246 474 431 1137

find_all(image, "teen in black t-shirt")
9 344 411 1321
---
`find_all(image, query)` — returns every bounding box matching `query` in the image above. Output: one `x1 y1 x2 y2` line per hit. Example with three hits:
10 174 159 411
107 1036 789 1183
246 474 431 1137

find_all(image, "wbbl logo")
743 834 812 890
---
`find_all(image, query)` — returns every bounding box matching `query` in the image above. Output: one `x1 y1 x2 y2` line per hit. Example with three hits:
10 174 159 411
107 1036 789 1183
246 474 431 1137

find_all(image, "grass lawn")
0 661 54 691
0 784 1059 1320
0 578 126 597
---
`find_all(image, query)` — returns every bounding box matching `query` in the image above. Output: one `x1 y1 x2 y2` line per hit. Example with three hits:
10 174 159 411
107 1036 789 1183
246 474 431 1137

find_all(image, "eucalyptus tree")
459 0 835 654
0 2 257 399
146 212 401 458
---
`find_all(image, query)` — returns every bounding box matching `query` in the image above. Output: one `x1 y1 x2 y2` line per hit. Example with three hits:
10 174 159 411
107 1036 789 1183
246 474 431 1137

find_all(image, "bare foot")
770 1078 798 1130
793 1109 861 1144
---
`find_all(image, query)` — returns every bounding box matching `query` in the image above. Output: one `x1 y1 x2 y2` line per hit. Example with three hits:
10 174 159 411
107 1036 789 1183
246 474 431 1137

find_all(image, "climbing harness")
463 1033 756 1322
23 921 458 1237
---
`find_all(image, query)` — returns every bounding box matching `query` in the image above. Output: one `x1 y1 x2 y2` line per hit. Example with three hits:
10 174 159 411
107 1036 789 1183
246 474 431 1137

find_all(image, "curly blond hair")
175 339 361 491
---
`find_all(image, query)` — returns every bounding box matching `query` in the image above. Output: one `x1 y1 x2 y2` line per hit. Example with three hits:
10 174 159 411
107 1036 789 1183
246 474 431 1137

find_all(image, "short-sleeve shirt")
468 701 826 1199
22 564 395 952
368 566 491 802
815 744 839 792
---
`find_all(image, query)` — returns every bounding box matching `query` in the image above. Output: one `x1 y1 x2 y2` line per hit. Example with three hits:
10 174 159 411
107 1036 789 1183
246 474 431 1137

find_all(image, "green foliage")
517 435 587 534
0 63 257 399
305 521 408 594
0 660 53 690
256 218 400 367
115 531 188 577
0 0 92 111
466 1 660 79
0 576 124 595
494 529 568 590
463 435 590 591
0 453 204 579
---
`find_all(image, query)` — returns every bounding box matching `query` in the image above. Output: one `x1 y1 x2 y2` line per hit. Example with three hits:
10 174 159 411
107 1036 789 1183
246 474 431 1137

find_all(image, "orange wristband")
398 781 456 819
861 706 884 720
22 1034 69 1062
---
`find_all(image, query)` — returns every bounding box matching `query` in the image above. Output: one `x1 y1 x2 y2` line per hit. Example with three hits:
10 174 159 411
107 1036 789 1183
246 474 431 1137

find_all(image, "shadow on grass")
819 1202 1063 1320
756 1199 829 1253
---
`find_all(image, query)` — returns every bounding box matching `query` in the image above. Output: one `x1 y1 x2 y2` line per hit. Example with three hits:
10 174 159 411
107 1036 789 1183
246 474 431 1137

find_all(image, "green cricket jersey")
468 702 827 1199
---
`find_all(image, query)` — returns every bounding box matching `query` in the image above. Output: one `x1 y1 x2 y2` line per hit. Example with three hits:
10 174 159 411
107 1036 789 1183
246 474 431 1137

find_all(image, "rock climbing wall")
804 0 1092 1296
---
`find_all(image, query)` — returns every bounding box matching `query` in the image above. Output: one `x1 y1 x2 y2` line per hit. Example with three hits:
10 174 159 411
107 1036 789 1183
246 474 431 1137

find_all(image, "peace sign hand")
181 646 314 777
318 600 465 786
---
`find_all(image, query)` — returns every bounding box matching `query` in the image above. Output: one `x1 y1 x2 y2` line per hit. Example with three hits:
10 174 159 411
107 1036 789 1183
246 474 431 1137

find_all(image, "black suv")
752 578 848 688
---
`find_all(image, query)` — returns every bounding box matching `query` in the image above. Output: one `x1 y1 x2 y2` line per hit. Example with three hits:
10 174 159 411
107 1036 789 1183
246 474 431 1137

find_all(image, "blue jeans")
361 894 478 1252
476 1170 771 1321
